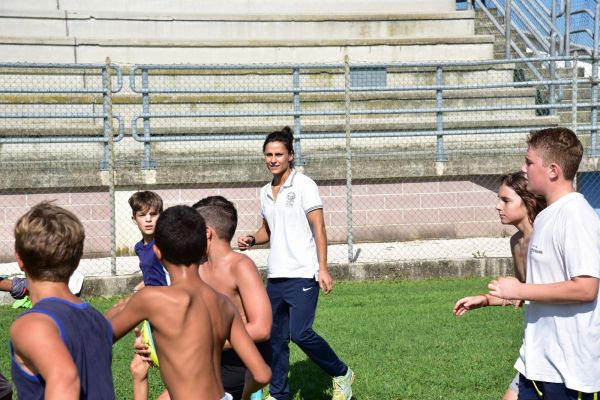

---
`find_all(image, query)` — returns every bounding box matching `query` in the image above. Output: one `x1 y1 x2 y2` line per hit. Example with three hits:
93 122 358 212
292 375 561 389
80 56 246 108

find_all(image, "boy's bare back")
144 276 234 399
109 205 270 400
200 252 265 322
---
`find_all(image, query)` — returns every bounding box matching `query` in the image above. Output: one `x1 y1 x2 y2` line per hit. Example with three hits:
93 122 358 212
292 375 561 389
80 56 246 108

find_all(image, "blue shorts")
518 374 598 400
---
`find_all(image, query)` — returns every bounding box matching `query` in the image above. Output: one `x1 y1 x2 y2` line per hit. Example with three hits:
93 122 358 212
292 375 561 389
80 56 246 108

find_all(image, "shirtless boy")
108 205 271 400
193 196 272 400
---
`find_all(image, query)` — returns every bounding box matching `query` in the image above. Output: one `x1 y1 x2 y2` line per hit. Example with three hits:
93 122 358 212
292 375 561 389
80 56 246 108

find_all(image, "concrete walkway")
0 236 511 277
0 236 513 302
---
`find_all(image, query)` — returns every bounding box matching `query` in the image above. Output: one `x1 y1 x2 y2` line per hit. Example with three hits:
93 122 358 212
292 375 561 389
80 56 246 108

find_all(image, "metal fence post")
572 52 578 134
435 66 448 162
344 53 354 263
103 57 117 276
565 0 571 65
505 0 512 59
101 66 111 170
591 3 600 156
549 0 558 115
292 68 305 167
141 68 156 169
550 32 558 116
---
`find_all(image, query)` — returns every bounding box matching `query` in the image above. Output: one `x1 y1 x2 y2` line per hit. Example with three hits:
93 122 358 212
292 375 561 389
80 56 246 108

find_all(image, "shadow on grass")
288 359 359 400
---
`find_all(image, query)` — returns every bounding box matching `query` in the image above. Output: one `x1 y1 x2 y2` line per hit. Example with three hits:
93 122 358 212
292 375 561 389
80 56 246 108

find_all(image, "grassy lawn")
0 277 523 400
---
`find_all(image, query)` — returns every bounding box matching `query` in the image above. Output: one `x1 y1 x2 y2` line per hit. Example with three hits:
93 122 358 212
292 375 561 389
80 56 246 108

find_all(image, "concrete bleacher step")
0 0 457 14
0 35 496 64
0 60 533 84
0 1 493 65
559 110 593 124
0 85 542 135
0 111 559 138
0 115 561 169
0 10 477 40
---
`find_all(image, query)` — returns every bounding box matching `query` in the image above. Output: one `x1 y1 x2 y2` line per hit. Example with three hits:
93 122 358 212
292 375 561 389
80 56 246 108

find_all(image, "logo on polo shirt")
286 192 296 207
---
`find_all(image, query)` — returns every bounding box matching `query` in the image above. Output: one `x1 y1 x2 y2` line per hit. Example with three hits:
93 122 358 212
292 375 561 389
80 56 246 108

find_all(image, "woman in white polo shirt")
238 127 354 400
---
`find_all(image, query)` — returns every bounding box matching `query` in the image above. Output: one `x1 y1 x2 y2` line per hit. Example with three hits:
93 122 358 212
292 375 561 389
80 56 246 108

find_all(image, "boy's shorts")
518 374 598 400
221 341 272 400
0 371 12 397
222 393 233 400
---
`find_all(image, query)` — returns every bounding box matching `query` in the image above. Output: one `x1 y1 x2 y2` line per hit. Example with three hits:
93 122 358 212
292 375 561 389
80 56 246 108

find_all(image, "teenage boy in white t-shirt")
488 127 600 399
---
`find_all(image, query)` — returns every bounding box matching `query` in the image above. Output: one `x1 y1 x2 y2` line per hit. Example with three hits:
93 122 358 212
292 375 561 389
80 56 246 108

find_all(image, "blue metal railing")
460 0 599 57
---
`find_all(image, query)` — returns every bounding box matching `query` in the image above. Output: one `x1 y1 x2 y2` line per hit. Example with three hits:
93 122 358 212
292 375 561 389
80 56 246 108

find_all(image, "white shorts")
508 372 519 394
222 393 233 400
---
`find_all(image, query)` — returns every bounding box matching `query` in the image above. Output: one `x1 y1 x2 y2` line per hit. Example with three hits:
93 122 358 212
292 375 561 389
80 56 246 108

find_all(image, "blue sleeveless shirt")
10 297 115 400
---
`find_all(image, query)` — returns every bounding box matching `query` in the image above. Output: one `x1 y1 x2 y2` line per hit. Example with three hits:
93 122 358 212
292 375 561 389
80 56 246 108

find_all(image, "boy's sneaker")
332 367 355 400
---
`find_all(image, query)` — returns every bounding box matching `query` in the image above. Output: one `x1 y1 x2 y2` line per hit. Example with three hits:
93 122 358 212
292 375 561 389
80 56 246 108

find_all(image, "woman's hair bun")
281 126 293 140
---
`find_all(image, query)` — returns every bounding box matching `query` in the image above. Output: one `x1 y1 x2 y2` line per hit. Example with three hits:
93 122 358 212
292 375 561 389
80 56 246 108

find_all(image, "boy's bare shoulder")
11 312 60 348
197 279 232 305
130 285 187 314
211 288 237 316
136 284 173 300
230 251 260 274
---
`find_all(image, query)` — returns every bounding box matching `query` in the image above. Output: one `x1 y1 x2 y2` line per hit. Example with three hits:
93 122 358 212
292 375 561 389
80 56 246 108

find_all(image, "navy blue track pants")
267 277 347 400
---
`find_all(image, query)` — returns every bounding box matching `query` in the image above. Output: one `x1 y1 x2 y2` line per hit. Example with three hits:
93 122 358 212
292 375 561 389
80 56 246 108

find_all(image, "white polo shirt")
261 170 323 278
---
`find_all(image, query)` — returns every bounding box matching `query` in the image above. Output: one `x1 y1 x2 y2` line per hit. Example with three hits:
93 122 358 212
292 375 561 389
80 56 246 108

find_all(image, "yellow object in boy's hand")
140 320 160 368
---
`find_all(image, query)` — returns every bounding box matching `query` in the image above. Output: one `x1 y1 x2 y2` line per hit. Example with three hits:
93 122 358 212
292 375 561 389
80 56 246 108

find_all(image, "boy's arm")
130 355 150 400
488 275 599 303
453 293 519 316
0 278 11 292
235 258 272 342
107 289 153 342
228 306 271 386
307 208 332 294
238 218 270 249
10 314 80 399
0 277 28 299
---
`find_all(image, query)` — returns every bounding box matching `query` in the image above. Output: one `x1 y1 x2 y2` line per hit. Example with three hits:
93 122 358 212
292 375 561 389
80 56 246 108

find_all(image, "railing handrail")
2 56 600 164
468 0 599 58
0 62 123 93
127 55 600 165
0 62 125 167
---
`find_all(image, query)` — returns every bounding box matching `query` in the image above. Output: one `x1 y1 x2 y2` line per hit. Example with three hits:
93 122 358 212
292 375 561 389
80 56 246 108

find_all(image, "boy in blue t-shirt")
127 191 168 394
129 191 168 288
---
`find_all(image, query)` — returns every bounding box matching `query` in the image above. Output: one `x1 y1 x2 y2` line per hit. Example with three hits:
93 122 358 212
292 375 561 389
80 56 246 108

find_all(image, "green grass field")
0 278 523 400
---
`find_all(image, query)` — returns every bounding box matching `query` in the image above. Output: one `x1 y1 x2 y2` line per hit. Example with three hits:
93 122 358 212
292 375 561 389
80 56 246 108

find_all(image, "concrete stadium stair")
0 1 491 64
1 0 457 14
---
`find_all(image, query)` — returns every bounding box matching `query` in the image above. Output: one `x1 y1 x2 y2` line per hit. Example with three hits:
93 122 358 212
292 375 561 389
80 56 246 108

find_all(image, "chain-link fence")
1 56 599 278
